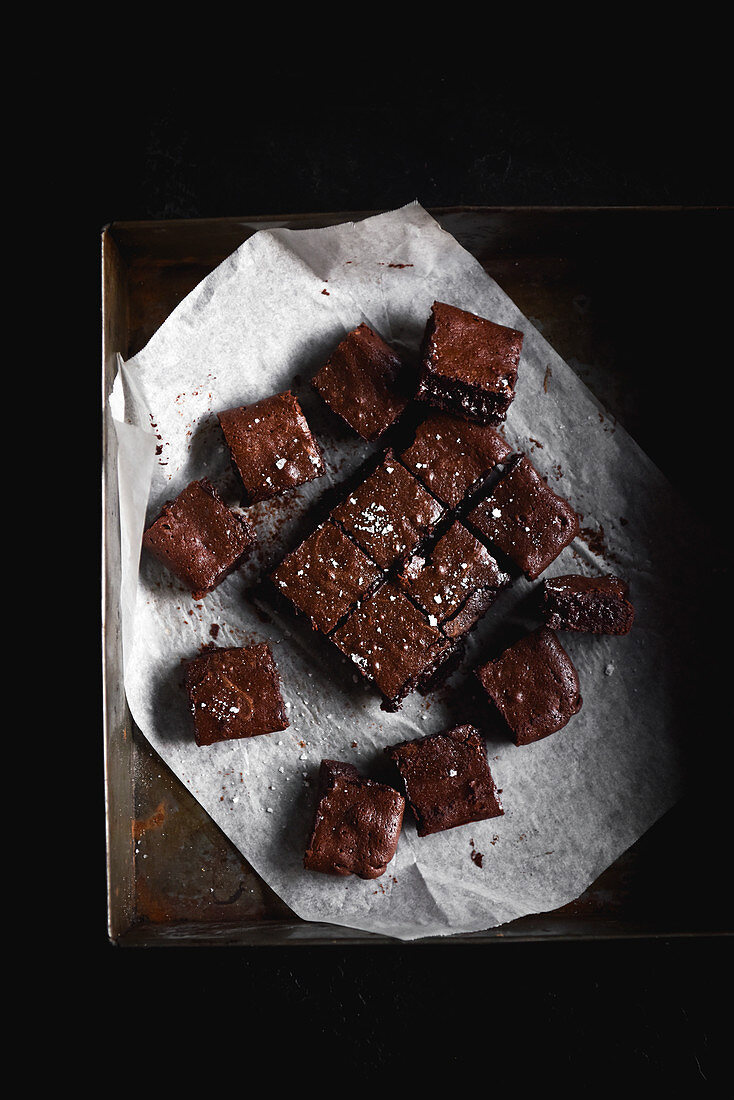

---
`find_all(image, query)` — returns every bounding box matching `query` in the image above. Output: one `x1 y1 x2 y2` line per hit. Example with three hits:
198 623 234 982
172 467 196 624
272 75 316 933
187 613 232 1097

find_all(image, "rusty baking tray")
102 206 730 946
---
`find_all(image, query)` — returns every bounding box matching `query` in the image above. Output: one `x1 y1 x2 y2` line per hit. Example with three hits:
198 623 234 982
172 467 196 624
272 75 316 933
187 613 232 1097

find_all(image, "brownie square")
401 411 514 508
303 760 405 879
312 322 410 441
217 389 324 504
440 591 503 641
184 644 289 746
542 573 635 635
386 725 504 836
330 581 451 711
467 456 579 580
398 521 510 637
142 478 255 599
330 450 444 571
269 520 383 635
476 627 582 745
415 301 524 424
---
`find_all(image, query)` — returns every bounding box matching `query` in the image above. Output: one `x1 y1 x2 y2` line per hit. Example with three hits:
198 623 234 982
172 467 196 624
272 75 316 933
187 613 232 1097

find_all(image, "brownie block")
142 478 255 599
330 581 451 711
542 573 635 634
476 627 582 745
303 760 405 879
312 322 410 441
415 301 524 424
217 390 324 504
467 455 579 580
269 520 383 635
184 644 289 746
330 450 444 571
386 725 504 836
401 411 514 508
397 521 510 637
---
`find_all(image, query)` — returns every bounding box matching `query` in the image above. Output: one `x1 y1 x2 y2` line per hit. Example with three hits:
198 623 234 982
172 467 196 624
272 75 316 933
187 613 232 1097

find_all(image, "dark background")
90 55 730 1083
101 70 729 221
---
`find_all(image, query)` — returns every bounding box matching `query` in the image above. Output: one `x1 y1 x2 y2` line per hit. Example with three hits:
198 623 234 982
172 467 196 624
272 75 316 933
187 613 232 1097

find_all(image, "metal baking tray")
102 206 729 945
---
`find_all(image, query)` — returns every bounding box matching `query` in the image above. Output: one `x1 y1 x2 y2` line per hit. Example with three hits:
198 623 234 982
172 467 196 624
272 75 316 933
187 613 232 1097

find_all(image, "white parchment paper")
109 202 697 940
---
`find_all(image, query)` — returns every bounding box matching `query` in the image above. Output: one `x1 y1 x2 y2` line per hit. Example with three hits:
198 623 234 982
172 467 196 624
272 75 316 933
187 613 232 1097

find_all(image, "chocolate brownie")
476 627 582 745
330 450 444 571
269 520 383 635
542 573 635 634
217 390 324 504
184 643 289 746
330 581 451 711
400 411 514 508
467 455 579 580
312 322 410 441
142 478 255 599
386 725 504 836
397 521 510 637
303 759 405 879
415 301 524 424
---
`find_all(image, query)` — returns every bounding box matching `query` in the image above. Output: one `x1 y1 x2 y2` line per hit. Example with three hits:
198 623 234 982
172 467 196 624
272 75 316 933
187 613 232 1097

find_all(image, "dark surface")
92 66 731 1081
98 69 731 220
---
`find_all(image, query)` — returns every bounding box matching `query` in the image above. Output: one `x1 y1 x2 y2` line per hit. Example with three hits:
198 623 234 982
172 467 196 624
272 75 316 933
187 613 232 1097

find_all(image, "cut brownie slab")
312 322 410 441
400 410 514 508
476 627 582 745
269 520 382 635
542 573 635 634
184 644 289 746
303 760 405 879
142 478 255 599
331 581 451 711
330 450 444 571
386 725 504 836
467 455 579 580
397 520 510 638
217 389 324 504
415 301 524 424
